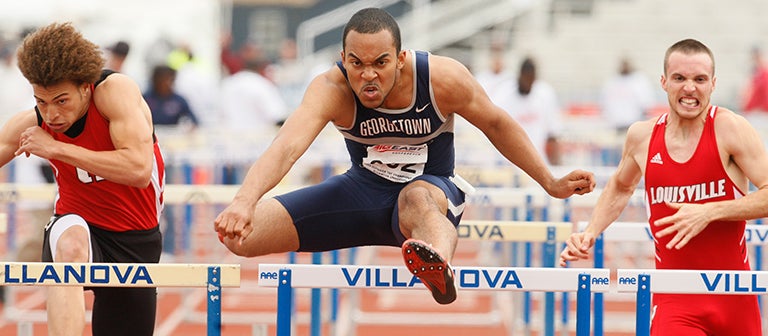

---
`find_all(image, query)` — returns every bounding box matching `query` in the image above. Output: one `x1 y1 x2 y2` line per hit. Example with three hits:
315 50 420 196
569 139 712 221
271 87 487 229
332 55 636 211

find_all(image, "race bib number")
362 144 427 183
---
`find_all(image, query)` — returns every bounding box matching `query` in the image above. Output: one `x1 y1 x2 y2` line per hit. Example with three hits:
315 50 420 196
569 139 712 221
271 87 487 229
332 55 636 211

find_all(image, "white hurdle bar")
459 220 572 336
258 263 610 336
577 221 768 245
576 221 768 336
617 269 768 336
0 262 241 336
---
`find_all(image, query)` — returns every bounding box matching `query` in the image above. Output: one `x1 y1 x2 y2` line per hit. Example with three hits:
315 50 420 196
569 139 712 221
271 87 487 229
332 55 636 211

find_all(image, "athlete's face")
661 51 716 120
33 81 90 133
341 30 405 109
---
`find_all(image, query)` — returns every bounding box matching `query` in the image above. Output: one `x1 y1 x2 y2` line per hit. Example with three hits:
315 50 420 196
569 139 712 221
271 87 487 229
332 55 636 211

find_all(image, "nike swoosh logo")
416 103 430 113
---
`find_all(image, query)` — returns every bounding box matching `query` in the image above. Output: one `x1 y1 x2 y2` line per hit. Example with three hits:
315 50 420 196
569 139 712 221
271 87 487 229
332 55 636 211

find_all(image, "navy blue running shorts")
275 170 465 252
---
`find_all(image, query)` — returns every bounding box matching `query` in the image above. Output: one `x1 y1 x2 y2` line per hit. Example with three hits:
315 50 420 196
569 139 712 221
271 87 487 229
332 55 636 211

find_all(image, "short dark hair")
151 64 176 85
520 57 536 75
16 22 104 87
664 38 715 76
342 8 401 53
108 41 130 57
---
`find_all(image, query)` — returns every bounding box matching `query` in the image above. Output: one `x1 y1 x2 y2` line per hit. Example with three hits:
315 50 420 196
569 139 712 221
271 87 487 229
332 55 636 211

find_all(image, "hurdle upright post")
576 273 592 336
207 266 222 336
311 252 322 336
277 268 293 336
593 232 605 336
635 274 651 336
542 224 556 336
523 193 534 333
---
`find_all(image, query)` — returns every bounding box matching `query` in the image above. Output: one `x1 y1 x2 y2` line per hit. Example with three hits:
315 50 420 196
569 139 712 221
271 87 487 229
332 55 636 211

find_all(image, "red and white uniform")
644 106 760 335
40 86 165 232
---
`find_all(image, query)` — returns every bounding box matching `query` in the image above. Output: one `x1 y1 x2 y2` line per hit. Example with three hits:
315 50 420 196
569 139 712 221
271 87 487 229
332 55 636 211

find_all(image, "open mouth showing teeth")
680 98 698 107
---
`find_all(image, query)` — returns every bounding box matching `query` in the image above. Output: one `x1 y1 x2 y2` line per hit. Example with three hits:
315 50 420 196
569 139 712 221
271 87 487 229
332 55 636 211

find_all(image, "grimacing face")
661 51 716 120
33 81 90 133
341 29 405 109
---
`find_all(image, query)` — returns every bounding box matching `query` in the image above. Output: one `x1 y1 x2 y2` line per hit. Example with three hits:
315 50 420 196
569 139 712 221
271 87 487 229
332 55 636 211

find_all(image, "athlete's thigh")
650 294 709 336
392 174 465 243
41 214 93 262
650 309 708 336
274 173 401 251
245 197 301 254
710 295 761 335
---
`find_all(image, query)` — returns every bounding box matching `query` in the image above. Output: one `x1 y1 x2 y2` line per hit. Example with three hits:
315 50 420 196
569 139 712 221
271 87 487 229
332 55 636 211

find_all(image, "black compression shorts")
42 214 162 336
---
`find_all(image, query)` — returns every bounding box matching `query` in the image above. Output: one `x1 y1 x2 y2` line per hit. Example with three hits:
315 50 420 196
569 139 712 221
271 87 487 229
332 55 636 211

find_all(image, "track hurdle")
459 219 572 336
616 269 768 336
577 221 768 335
0 262 240 336
258 263 610 336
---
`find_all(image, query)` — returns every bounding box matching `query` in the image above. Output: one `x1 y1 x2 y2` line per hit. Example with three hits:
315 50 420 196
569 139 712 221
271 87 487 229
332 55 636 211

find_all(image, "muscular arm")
51 74 154 188
230 68 346 207
215 67 349 240
560 121 648 265
585 122 648 236
0 110 38 167
430 55 594 197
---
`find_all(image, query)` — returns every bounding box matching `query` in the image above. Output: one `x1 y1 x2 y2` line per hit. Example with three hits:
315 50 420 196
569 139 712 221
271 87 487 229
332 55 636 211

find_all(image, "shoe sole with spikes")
401 239 456 304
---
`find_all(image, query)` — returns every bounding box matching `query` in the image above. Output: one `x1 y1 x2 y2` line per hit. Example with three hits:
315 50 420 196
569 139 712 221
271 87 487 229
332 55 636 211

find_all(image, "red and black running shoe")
401 239 457 304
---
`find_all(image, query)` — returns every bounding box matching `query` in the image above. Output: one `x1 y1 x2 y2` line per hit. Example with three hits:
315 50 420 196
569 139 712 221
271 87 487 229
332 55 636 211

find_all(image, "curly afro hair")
16 22 105 87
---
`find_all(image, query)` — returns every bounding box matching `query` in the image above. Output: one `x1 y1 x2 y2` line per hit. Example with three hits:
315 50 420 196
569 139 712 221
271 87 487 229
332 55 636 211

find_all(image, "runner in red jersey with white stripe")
0 23 164 336
561 39 768 335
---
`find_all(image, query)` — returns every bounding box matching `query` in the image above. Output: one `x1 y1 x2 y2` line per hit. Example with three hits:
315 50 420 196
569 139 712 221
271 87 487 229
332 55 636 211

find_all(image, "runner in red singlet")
0 23 164 336
560 39 768 335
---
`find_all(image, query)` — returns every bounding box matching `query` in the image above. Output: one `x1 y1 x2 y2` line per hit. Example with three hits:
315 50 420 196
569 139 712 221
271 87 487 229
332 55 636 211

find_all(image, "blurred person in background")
217 54 287 185
166 42 218 127
493 56 563 165
600 56 655 133
220 35 265 77
0 29 52 260
104 40 130 73
741 46 768 116
0 22 165 335
215 7 594 305
269 38 309 111
218 54 287 133
143 64 199 130
474 42 512 101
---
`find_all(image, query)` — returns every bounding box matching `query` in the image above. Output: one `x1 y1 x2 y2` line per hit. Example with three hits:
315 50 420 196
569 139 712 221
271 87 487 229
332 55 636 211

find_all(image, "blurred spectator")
144 36 175 70
104 40 130 72
600 57 655 132
493 57 563 165
218 54 287 133
0 31 51 267
143 64 198 129
268 38 309 111
220 34 265 77
166 43 218 127
474 44 512 101
143 63 200 259
741 46 768 113
220 32 241 76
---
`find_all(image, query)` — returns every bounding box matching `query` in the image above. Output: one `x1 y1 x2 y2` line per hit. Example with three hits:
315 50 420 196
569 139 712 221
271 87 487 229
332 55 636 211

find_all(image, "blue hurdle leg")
576 274 592 336
636 274 651 336
277 269 294 336
207 266 221 336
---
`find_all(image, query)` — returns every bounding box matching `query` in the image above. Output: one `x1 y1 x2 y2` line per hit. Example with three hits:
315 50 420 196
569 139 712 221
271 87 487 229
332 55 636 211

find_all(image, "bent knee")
399 182 447 211
52 226 90 262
